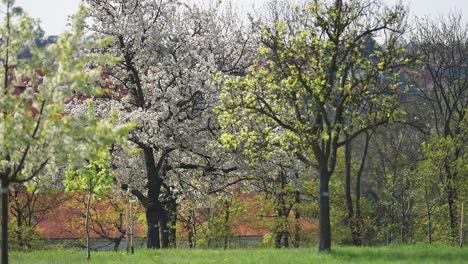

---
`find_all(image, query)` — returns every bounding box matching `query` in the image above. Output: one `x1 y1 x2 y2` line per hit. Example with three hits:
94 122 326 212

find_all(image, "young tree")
0 2 130 262
217 0 409 251
64 148 115 259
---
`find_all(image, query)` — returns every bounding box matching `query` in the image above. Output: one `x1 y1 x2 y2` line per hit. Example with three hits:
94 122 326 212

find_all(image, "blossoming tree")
0 1 131 262
82 0 255 248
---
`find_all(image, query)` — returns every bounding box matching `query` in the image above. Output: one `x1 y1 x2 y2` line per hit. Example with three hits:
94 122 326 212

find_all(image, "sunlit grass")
11 244 468 264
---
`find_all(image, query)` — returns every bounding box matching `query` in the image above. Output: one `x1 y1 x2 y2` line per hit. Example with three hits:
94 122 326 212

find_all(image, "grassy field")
11 244 468 264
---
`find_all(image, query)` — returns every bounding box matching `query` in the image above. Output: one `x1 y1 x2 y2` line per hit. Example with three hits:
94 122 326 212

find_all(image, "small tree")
64 148 115 259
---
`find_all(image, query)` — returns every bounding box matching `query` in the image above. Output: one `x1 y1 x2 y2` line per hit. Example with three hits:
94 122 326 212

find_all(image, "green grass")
11 244 468 264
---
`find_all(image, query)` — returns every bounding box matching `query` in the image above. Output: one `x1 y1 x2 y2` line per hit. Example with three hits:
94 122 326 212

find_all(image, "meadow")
11 244 468 264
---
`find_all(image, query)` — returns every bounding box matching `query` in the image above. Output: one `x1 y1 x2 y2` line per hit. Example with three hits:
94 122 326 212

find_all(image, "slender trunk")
424 174 432 244
354 133 369 246
191 209 197 248
223 201 230 250
169 217 176 248
294 191 301 248
460 201 464 247
125 202 129 253
1 3 11 261
427 211 432 244
401 206 405 243
85 190 92 259
1 177 9 264
130 199 134 254
445 158 458 243
188 223 193 248
318 167 331 252
207 208 212 248
345 137 359 245
168 200 177 248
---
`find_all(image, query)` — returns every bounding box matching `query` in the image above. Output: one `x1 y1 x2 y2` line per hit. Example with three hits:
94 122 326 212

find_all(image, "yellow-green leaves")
0 2 131 184
64 148 114 197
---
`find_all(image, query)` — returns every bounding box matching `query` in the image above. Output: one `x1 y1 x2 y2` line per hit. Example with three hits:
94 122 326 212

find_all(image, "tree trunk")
162 197 177 248
1 177 9 264
460 201 464 247
427 211 432 244
223 201 230 250
146 200 161 249
283 229 289 248
318 168 331 252
424 174 432 244
190 209 197 248
114 236 123 252
447 185 458 243
85 189 92 259
293 191 301 248
188 225 194 248
143 147 162 249
275 232 282 248
130 199 134 254
354 132 369 246
160 207 169 248
345 137 360 245
125 202 129 253
169 212 177 248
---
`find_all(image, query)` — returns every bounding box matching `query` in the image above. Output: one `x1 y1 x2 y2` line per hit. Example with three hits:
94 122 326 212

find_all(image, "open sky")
13 0 468 35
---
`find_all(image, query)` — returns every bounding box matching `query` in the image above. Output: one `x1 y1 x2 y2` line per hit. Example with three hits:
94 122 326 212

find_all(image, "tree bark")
1 177 9 264
146 200 162 249
161 196 177 248
460 201 464 247
168 204 177 248
143 147 162 249
344 136 360 245
447 181 458 243
223 201 230 250
293 190 301 248
354 132 370 246
190 209 197 248
159 207 169 248
427 211 432 244
85 189 92 259
318 167 331 252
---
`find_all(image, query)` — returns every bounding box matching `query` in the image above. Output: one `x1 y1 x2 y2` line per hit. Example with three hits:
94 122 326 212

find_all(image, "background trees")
413 12 468 243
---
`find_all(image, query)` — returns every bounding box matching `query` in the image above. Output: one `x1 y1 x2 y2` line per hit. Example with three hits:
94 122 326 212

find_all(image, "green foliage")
0 4 132 184
421 135 467 201
217 2 408 166
64 148 114 196
8 223 45 251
